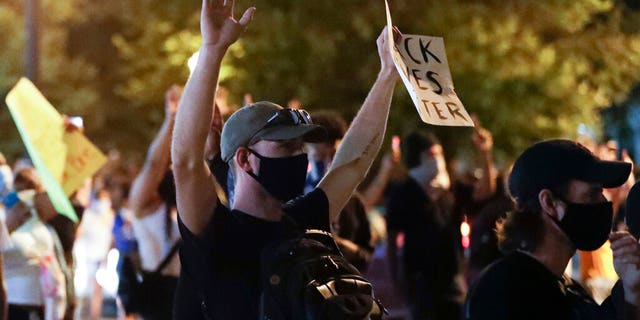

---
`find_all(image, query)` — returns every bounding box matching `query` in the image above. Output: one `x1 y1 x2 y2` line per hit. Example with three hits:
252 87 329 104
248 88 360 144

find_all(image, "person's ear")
235 147 254 173
539 189 563 220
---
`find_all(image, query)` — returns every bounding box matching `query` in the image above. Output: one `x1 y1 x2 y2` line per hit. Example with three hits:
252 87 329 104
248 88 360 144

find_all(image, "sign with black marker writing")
385 0 473 127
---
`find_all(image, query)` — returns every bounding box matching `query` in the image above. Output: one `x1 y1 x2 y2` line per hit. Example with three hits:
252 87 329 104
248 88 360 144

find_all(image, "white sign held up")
385 0 473 127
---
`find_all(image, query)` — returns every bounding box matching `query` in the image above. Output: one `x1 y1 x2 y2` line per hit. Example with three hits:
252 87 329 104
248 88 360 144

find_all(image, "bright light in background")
460 216 471 250
96 249 120 296
460 220 470 237
188 50 200 75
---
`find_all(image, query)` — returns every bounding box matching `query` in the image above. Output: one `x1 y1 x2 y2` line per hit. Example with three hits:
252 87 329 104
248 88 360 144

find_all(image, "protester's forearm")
129 116 174 213
330 70 396 173
362 165 393 208
472 150 497 201
146 116 174 171
172 46 225 168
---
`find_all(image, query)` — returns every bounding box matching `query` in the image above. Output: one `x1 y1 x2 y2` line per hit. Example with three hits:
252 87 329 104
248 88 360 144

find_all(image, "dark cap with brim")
508 139 632 208
221 101 327 162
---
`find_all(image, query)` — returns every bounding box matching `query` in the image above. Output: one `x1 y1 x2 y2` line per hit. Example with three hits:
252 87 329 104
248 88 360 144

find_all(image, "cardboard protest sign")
385 0 473 127
62 130 107 197
6 78 107 221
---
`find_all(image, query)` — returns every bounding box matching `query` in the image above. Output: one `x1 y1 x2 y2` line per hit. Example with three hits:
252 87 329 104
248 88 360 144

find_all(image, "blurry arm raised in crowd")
471 125 497 202
129 86 181 219
361 153 398 209
204 102 224 162
172 0 254 235
319 28 399 223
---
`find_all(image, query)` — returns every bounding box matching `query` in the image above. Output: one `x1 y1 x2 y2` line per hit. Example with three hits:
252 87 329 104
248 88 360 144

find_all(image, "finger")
614 254 640 265
610 231 632 241
211 0 223 9
613 244 640 258
222 0 233 14
610 236 637 250
238 7 256 27
611 240 639 254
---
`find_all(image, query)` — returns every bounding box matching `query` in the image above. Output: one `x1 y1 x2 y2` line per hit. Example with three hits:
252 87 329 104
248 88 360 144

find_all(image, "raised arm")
318 28 398 222
471 125 497 202
171 0 254 235
361 153 399 209
129 86 181 218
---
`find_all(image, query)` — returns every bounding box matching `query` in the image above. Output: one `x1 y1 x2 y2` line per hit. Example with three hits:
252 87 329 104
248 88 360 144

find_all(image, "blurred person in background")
0 153 12 200
3 188 66 320
304 111 374 272
72 188 114 319
127 85 182 319
11 168 70 320
386 131 463 320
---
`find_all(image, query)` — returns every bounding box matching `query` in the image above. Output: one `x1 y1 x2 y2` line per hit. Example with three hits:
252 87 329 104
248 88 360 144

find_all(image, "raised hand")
165 85 183 118
471 115 494 152
610 231 640 305
205 102 225 158
376 26 401 74
201 0 255 49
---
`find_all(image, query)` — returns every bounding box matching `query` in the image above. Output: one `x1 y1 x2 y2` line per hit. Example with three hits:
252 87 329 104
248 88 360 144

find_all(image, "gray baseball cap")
220 101 327 162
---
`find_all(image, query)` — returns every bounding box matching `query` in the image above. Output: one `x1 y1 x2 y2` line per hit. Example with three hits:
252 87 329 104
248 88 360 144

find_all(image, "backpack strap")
153 240 182 274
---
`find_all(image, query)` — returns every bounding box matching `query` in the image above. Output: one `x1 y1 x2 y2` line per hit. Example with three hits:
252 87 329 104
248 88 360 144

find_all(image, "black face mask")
553 198 613 251
246 149 309 202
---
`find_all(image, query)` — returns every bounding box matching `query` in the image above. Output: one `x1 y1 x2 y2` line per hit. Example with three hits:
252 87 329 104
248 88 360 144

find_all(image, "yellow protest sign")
5 79 67 180
62 130 107 196
385 0 474 127
6 78 107 221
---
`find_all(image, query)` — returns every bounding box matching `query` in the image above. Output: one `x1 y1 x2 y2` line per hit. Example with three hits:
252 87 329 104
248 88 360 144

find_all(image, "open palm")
201 0 255 48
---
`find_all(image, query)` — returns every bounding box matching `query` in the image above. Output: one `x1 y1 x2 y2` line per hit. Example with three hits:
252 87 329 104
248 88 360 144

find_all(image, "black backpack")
260 229 385 320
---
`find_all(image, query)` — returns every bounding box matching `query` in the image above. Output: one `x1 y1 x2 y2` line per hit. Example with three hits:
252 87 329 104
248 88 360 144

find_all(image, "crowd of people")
2 0 640 319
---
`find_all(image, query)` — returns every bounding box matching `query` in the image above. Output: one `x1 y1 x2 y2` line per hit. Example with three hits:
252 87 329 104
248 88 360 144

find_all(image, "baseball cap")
508 139 632 208
221 101 327 162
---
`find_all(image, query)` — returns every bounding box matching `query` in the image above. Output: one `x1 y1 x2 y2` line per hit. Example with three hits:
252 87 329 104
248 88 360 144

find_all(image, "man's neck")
528 225 575 278
232 183 284 221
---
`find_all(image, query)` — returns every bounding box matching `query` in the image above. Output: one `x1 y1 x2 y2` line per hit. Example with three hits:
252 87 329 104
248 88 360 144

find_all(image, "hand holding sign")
6 78 108 221
377 26 402 75
385 0 473 127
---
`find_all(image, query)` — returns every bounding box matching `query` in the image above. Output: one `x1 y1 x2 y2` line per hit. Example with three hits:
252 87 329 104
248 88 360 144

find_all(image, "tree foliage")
2 0 640 167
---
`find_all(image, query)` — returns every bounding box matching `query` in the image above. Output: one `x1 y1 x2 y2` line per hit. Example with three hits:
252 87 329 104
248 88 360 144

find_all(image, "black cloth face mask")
552 195 613 252
246 149 309 202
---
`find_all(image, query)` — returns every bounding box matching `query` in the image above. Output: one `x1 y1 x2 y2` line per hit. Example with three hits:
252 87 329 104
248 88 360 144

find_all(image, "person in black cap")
170 1 398 319
465 139 640 320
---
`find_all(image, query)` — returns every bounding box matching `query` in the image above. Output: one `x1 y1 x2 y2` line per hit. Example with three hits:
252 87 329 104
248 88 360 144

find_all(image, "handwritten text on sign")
385 0 473 127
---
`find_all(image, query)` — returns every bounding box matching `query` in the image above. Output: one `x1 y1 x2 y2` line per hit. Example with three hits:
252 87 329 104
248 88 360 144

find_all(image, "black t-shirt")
386 177 458 287
177 188 330 320
465 251 624 320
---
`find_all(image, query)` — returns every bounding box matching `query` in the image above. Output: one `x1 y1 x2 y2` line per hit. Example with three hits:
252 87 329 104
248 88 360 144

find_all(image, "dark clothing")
334 195 373 272
8 304 44 320
467 193 512 276
177 188 330 320
386 177 461 320
465 251 633 320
